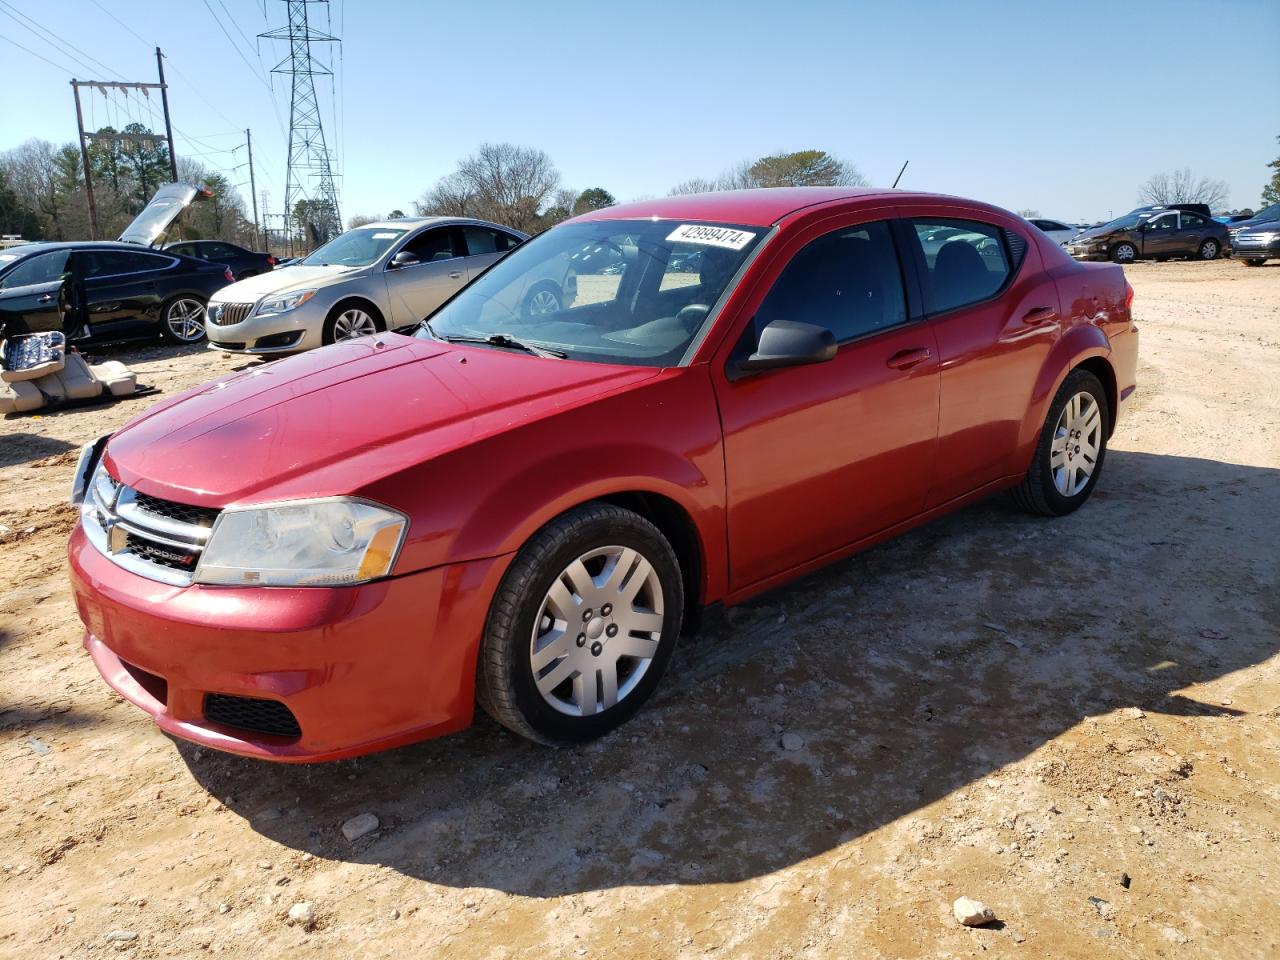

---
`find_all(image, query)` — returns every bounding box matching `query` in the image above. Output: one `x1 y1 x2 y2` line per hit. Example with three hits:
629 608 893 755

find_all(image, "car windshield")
1099 212 1148 231
418 219 765 366
300 227 407 267
1249 204 1280 222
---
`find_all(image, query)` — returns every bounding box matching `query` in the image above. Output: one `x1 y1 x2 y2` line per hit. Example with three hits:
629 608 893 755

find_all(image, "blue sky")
2 0 1278 224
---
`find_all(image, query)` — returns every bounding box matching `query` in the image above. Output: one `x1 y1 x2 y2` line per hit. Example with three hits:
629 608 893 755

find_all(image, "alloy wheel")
528 289 561 316
332 308 377 340
1051 391 1103 497
166 298 207 342
530 545 664 717
1114 243 1136 263
1201 240 1218 260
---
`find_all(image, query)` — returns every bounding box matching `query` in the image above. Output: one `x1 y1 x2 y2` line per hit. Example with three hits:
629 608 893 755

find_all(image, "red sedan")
68 188 1138 761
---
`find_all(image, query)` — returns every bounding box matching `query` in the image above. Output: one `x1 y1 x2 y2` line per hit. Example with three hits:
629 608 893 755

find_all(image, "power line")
0 32 73 76
0 2 121 80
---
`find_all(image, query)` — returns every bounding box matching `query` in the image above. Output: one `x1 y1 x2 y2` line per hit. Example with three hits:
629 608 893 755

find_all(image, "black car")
1227 203 1280 252
0 184 231 345
163 239 276 281
1065 208 1230 264
1230 223 1280 266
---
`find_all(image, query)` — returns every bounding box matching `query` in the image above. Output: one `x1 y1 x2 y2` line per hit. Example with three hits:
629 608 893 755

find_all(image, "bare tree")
1138 168 1229 211
1016 208 1041 219
2 140 67 238
669 150 865 195
416 143 562 232
668 177 719 196
347 214 382 229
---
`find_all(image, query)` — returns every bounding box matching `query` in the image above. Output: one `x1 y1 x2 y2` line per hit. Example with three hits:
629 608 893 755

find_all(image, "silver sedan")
204 217 563 355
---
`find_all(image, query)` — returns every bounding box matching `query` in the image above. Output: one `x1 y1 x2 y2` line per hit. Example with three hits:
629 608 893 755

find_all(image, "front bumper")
1066 245 1109 261
204 302 326 355
69 524 512 762
1229 238 1280 259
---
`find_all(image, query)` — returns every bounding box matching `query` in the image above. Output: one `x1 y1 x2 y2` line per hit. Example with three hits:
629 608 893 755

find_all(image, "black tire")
521 280 562 319
1011 368 1109 517
1197 239 1220 261
158 295 208 344
1242 258 1266 267
1110 242 1137 264
321 300 385 345
477 502 684 745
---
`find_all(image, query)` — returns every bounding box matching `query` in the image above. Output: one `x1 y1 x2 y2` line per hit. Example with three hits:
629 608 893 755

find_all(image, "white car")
204 217 544 355
1028 218 1081 247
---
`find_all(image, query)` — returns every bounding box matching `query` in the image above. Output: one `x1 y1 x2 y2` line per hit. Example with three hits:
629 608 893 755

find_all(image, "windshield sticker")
371 232 400 239
0 254 17 261
666 224 755 250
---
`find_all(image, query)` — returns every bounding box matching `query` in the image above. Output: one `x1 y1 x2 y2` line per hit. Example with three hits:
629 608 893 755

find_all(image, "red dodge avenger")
68 188 1138 761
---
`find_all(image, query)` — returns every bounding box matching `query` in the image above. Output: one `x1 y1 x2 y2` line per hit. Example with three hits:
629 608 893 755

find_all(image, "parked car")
1065 208 1229 263
1027 218 1080 246
1132 202 1213 218
1227 203 1280 252
203 217 560 355
1230 223 1280 266
164 239 276 280
0 184 231 345
69 186 1138 761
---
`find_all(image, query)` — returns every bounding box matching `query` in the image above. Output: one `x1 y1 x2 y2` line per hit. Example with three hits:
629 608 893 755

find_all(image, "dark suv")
163 239 276 281
1065 208 1229 263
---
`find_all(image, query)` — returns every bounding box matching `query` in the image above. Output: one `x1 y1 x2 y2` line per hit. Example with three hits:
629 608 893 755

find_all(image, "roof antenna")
891 160 909 189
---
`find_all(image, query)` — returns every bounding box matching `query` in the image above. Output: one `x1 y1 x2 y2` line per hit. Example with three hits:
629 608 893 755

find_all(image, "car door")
382 226 467 325
899 216 1061 507
1139 212 1179 257
0 249 72 336
1175 211 1210 254
460 225 523 279
79 249 175 336
712 213 941 590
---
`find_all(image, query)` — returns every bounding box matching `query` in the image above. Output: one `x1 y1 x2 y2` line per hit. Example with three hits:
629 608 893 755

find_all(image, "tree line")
0 125 258 245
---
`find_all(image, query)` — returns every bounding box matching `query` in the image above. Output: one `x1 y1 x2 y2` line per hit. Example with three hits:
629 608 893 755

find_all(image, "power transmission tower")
260 1 341 250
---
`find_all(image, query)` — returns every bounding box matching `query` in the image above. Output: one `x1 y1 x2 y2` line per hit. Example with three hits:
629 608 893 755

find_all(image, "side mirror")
388 251 419 269
734 319 837 377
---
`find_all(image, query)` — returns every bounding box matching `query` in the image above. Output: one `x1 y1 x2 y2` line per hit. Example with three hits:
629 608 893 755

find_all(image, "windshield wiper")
427 325 566 359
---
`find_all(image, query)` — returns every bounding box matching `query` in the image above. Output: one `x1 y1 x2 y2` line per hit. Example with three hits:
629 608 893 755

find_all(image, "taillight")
267 255 277 266
1123 281 1135 311
224 267 235 283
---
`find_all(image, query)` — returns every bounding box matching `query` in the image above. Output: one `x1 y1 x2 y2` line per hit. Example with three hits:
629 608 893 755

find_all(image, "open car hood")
117 183 210 247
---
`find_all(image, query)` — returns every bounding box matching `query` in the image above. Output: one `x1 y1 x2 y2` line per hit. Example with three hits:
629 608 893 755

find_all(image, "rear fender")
1012 323 1112 473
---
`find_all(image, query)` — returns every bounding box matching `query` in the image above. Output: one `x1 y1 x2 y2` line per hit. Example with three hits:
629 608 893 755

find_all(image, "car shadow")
0 434 75 468
177 449 1278 896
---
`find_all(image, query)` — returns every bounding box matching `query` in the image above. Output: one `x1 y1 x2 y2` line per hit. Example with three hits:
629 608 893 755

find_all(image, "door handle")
448 271 463 279
1021 306 1057 324
37 293 54 303
886 347 932 370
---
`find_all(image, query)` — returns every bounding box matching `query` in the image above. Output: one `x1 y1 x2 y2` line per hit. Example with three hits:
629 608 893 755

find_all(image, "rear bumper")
69 524 512 762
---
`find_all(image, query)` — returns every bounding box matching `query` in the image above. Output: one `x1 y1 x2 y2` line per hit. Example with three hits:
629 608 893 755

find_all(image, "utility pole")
246 129 261 250
70 81 99 240
70 47 179 240
155 48 178 183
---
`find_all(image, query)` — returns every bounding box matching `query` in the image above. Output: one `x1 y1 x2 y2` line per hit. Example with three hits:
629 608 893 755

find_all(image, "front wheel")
322 302 383 344
1197 239 1220 261
1111 242 1137 264
521 281 562 319
159 296 207 343
1011 369 1109 517
477 503 684 745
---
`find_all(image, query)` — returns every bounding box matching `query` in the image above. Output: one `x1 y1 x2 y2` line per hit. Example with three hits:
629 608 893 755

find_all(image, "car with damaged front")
69 187 1139 761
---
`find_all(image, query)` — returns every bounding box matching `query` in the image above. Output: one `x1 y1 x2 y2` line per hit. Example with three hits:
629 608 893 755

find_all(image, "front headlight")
256 289 317 317
195 498 408 587
69 435 110 505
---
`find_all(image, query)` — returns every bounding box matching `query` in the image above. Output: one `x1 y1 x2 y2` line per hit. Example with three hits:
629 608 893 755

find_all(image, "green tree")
1263 135 1280 206
0 166 43 239
572 187 615 215
387 208 405 219
747 150 866 187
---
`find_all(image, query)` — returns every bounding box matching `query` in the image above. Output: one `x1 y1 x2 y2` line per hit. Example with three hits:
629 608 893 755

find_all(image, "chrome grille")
211 302 255 327
81 465 218 586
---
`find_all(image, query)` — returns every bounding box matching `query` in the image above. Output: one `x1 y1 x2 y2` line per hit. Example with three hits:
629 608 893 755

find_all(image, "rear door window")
754 220 908 344
908 219 1011 314
461 226 521 256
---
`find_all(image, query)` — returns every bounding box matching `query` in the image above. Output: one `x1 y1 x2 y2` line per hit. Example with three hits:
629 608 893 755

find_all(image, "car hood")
118 183 208 247
1071 226 1116 243
103 334 662 506
210 263 362 302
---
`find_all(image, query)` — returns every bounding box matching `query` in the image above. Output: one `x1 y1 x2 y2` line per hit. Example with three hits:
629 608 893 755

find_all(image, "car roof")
571 187 908 227
356 216 522 232
0 240 166 256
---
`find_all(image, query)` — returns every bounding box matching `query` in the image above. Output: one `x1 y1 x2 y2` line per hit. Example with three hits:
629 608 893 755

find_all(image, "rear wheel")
1012 369 1109 517
1111 242 1137 264
1197 239 1220 261
476 503 684 745
159 296 207 343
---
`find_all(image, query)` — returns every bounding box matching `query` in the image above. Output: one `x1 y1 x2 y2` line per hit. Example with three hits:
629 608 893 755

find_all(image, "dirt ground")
1 259 1278 959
